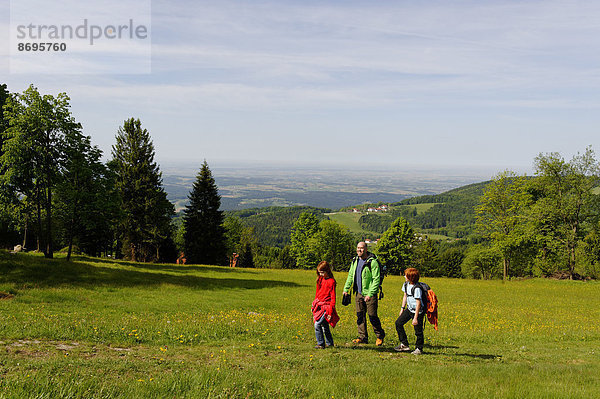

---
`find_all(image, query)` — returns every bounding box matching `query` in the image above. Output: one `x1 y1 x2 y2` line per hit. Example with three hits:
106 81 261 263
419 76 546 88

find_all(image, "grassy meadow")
327 206 453 241
326 212 379 236
1 251 599 398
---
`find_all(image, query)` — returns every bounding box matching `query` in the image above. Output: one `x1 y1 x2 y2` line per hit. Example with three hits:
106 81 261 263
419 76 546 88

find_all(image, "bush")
461 245 501 279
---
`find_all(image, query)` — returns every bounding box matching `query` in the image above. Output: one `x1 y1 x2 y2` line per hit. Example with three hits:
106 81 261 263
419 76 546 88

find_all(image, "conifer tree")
183 160 226 265
111 118 174 262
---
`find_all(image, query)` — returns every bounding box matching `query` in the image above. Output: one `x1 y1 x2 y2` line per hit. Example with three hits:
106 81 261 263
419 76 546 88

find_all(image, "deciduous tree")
375 217 414 275
1 85 81 258
290 212 320 268
531 148 600 278
475 171 531 281
308 219 354 271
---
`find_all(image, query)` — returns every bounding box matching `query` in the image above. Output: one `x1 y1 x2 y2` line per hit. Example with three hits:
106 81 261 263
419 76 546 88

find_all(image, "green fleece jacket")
343 253 381 298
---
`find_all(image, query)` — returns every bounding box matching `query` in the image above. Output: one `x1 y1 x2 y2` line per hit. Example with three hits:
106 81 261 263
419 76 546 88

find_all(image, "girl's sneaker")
394 344 411 352
411 348 422 355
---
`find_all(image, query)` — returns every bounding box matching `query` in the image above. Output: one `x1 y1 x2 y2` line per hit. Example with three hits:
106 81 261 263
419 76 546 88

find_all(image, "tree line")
0 84 227 265
2 84 599 279
350 149 600 280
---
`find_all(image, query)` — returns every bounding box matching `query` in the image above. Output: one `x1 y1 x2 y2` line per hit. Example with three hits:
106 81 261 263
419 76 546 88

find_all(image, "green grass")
328 208 453 240
394 203 438 215
420 233 453 240
1 251 600 398
326 212 380 237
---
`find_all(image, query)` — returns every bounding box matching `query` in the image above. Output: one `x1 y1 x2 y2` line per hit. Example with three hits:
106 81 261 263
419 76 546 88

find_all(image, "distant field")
421 233 454 241
408 203 437 214
326 212 380 237
329 206 452 241
1 251 599 398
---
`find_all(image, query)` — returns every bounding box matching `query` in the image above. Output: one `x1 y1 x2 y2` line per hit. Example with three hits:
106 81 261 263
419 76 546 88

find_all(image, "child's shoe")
411 348 422 355
394 343 411 352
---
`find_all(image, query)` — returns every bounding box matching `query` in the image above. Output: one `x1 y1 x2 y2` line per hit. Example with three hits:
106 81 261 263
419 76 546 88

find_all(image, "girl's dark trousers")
395 308 424 350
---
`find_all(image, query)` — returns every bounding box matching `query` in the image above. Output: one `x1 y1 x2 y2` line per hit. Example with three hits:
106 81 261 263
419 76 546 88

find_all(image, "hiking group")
311 241 438 354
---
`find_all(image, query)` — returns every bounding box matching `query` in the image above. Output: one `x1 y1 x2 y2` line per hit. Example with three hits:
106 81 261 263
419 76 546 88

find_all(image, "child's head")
317 261 334 279
404 267 420 284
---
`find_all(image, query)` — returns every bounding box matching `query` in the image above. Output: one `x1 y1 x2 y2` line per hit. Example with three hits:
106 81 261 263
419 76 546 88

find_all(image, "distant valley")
161 162 496 211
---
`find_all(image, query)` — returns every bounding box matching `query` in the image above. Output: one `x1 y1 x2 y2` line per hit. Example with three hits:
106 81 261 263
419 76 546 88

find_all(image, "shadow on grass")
77 256 260 274
454 353 501 360
425 344 459 350
0 252 300 290
341 344 398 353
339 342 500 359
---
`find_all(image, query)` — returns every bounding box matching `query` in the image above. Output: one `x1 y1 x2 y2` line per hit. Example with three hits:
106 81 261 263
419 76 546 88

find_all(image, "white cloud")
3 0 600 166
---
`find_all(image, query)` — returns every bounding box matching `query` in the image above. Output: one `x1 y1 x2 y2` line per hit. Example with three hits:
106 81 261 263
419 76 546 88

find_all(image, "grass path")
1 251 599 398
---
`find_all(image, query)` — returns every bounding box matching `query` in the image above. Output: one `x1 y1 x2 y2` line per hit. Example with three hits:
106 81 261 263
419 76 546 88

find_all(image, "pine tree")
183 160 226 265
111 118 174 262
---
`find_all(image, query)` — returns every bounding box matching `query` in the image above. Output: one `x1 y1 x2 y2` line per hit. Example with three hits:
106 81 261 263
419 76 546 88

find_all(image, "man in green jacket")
343 241 385 346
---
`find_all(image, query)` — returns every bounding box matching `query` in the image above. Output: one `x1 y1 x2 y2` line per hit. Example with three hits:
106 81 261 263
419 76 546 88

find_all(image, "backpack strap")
406 282 424 302
362 255 384 299
362 254 376 270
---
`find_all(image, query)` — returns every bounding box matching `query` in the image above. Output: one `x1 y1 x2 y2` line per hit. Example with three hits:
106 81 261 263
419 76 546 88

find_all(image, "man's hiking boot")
352 338 368 344
376 338 384 346
394 344 411 352
411 348 422 355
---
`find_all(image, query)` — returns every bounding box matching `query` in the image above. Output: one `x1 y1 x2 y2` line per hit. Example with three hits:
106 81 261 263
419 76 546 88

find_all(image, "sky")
1 0 600 173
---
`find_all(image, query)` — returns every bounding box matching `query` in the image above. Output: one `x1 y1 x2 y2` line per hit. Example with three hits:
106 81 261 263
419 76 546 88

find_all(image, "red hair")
404 267 420 284
316 261 334 280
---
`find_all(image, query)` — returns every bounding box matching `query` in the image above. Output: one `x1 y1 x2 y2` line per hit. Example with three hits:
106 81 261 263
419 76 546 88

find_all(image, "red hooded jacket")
311 276 339 327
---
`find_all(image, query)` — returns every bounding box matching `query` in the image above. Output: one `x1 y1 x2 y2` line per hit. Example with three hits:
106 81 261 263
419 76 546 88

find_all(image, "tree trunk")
36 183 42 252
66 190 79 262
503 257 508 282
45 185 53 258
569 244 576 280
22 216 28 248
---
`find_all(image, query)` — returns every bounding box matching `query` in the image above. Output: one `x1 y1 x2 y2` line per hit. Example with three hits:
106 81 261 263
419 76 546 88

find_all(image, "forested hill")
395 180 491 206
223 182 492 248
358 180 492 238
225 206 331 247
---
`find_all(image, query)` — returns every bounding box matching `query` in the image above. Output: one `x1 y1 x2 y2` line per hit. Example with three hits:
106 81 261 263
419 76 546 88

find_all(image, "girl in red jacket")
311 261 340 349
